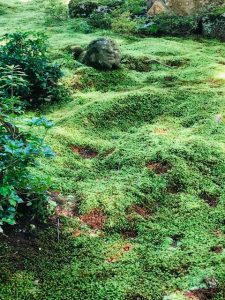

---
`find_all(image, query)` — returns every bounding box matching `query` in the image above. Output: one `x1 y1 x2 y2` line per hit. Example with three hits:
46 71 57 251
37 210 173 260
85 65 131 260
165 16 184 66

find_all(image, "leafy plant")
111 11 138 34
42 0 68 24
0 99 54 231
0 65 29 98
68 0 99 18
72 19 94 33
0 32 63 106
88 10 112 29
0 65 55 231
124 0 146 15
142 14 199 37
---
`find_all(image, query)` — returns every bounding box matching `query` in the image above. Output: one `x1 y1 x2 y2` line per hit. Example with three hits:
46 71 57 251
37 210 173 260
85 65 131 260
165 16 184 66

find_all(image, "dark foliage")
0 32 63 106
0 97 54 230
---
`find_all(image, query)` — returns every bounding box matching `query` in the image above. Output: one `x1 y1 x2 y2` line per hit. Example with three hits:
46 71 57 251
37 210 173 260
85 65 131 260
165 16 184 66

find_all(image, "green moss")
2 0 225 299
72 66 139 92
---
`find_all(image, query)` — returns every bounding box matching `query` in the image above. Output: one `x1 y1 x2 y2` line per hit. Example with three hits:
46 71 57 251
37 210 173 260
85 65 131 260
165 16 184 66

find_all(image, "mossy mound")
71 66 138 92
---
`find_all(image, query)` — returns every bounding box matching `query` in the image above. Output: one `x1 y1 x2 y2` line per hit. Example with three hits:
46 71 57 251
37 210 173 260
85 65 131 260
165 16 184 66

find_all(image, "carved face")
85 38 121 70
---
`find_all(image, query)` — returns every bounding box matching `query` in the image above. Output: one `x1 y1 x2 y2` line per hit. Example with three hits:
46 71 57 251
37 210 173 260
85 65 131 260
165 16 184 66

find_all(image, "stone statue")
80 38 121 70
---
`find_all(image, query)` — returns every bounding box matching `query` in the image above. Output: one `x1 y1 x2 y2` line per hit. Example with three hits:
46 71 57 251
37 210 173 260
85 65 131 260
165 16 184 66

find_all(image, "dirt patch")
123 244 133 252
184 288 217 300
0 228 37 272
147 161 171 175
70 145 98 159
121 55 152 72
126 204 151 223
122 229 138 239
133 205 149 217
1 227 36 249
165 58 189 67
106 256 118 263
211 245 223 253
201 193 219 207
80 209 106 229
167 184 182 194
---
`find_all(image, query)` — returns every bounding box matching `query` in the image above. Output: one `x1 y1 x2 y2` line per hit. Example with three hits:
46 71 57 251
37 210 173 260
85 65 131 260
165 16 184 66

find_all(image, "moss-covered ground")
1 1 225 299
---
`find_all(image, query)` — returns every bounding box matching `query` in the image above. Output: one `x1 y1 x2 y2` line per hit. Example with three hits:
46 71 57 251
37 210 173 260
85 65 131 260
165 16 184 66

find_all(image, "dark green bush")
68 0 123 18
111 10 139 34
0 93 54 230
139 14 199 37
123 0 146 15
0 32 63 107
43 0 68 24
68 0 99 18
88 10 112 29
72 18 94 33
201 5 225 41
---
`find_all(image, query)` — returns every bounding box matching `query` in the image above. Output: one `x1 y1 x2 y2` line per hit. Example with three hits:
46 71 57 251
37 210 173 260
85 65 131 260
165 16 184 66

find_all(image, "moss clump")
122 54 153 72
72 66 138 92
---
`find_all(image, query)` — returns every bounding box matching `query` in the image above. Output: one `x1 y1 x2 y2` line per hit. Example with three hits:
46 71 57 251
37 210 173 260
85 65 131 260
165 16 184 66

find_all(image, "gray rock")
81 38 121 70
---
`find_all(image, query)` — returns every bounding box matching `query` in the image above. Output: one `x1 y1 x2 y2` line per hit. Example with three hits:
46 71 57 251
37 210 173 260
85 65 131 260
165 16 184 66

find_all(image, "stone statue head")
82 38 121 70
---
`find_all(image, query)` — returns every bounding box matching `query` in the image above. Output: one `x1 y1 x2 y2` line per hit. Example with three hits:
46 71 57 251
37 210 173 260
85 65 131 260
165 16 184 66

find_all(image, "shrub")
111 11 138 34
0 67 54 231
139 14 199 37
68 0 99 18
88 10 112 29
0 32 63 107
72 18 94 33
201 5 225 41
124 0 146 15
43 0 68 24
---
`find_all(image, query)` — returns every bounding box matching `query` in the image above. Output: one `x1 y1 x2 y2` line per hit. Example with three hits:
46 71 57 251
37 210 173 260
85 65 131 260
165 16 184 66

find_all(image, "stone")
81 38 121 70
147 0 167 15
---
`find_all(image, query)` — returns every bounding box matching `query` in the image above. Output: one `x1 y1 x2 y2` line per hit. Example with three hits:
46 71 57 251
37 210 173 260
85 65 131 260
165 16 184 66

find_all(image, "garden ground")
1 1 225 299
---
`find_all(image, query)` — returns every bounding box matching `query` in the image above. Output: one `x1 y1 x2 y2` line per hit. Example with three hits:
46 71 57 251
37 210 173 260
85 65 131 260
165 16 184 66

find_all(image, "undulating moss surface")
1 1 225 299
